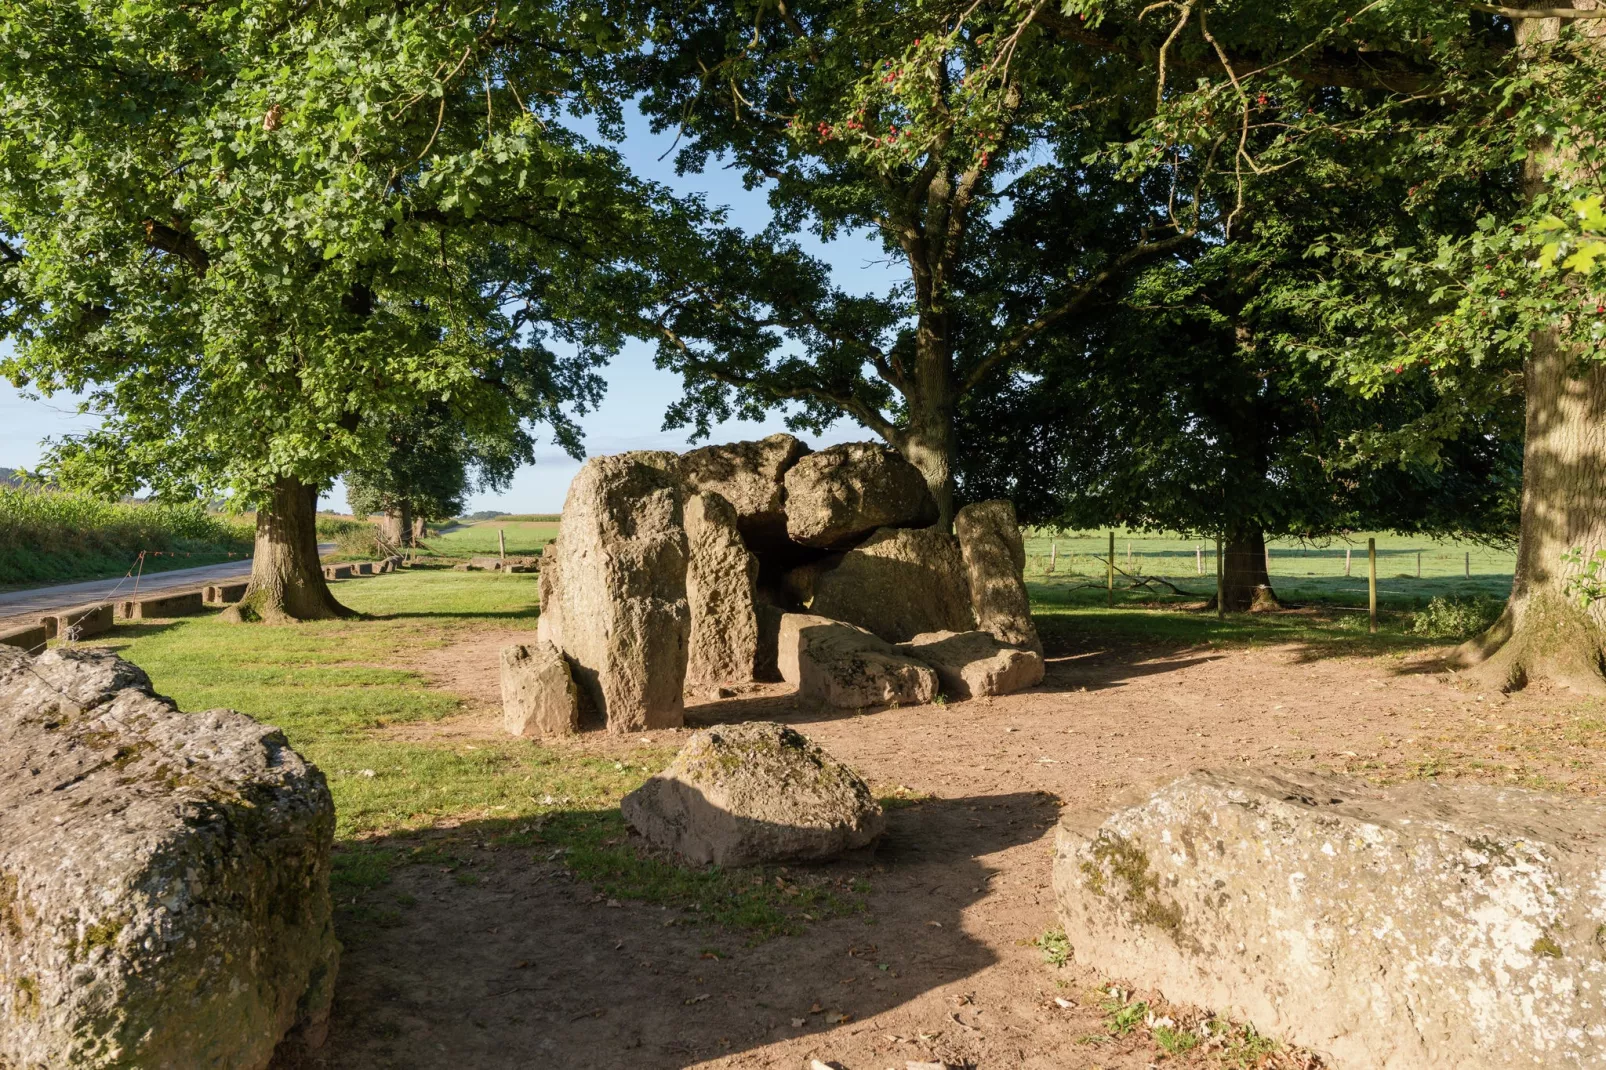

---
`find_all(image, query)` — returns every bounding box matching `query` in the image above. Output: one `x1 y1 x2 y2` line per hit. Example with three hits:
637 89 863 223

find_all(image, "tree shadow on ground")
286 791 1058 1070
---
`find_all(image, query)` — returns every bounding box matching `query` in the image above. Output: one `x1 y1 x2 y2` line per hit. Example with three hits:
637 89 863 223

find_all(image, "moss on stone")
1087 831 1189 946
1532 935 1563 959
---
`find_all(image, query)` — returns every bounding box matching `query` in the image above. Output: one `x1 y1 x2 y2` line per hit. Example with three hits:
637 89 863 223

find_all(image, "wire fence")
1021 531 1515 607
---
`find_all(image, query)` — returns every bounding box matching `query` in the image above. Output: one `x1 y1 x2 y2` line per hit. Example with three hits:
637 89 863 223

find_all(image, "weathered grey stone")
955 500 1040 653
117 590 206 619
540 453 690 732
0 646 337 1070
684 492 761 688
500 641 581 737
809 527 976 643
321 564 353 581
467 556 504 571
622 721 884 866
782 442 939 548
1053 768 1606 1070
778 612 938 708
678 433 810 546
898 630 1044 698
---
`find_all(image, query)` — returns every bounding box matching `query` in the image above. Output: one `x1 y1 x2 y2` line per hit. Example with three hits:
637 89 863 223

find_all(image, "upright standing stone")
684 492 762 688
808 527 976 643
955 499 1041 653
500 641 581 737
0 647 337 1070
783 442 939 548
1054 769 1606 1070
540 453 690 731
678 433 811 547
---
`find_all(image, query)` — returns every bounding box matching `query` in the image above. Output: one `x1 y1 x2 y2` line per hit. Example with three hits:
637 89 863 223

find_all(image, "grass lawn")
418 519 560 560
78 569 864 941
1022 528 1515 610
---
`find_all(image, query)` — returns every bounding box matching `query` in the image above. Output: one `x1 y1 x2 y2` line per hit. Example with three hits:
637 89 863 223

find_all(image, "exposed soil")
300 620 1606 1069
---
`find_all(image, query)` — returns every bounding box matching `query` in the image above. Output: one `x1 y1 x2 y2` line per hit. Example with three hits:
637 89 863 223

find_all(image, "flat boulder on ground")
955 500 1041 653
783 442 938 549
778 612 938 708
0 646 337 1070
622 721 884 866
500 641 581 737
677 433 810 547
809 527 976 643
1054 768 1606 1070
537 452 690 732
898 630 1044 698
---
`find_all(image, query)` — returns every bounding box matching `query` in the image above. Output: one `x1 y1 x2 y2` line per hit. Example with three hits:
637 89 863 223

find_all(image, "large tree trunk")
1457 4 1606 693
899 409 957 531
1458 340 1606 692
1214 524 1279 613
890 320 959 529
377 499 412 552
226 476 351 623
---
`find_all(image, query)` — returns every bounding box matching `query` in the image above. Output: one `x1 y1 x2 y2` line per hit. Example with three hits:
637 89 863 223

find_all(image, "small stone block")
39 616 58 640
500 642 581 738
204 583 248 604
117 591 205 620
0 624 48 651
351 562 373 576
321 565 353 581
51 604 114 640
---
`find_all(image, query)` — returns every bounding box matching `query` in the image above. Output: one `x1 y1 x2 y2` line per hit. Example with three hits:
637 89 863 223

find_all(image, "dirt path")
301 623 1605 1069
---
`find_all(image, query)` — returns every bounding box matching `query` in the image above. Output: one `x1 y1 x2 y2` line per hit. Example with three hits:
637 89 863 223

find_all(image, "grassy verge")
0 485 252 587
413 519 560 561
78 569 866 944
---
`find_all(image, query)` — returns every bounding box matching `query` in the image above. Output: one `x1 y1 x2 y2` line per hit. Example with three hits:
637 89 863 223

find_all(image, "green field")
1021 529 1515 610
421 518 560 558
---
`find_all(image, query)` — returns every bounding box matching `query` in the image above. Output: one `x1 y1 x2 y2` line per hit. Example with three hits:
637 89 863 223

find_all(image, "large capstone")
684 491 762 688
954 499 1041 653
778 612 938 708
897 630 1045 699
621 721 884 866
538 453 690 732
1053 768 1606 1070
677 433 811 548
0 646 337 1070
782 442 939 549
808 527 976 643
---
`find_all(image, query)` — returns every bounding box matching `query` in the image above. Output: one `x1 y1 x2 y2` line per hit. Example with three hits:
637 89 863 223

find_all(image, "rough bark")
227 476 350 623
376 499 412 552
1457 4 1606 693
896 405 957 532
1213 524 1279 613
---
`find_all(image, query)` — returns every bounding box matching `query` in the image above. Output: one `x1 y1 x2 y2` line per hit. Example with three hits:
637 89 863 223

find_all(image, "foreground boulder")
778 612 938 708
677 433 810 547
898 630 1044 698
622 721 884 866
537 453 690 732
500 641 581 737
684 491 762 688
955 500 1041 653
1054 768 1606 1070
809 527 976 642
782 443 938 548
0 646 337 1070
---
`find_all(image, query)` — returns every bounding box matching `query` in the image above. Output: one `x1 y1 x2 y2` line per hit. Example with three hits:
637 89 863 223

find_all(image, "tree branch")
142 220 210 275
1472 3 1606 16
959 230 1197 396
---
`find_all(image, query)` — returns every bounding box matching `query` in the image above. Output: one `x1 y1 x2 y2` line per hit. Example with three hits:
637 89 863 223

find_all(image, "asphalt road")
0 545 334 627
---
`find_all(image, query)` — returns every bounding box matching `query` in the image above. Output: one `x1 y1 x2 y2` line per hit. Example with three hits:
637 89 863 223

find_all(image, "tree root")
1455 602 1606 696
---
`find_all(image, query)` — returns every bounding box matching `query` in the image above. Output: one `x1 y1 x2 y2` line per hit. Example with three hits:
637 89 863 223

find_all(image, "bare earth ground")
306 620 1606 1070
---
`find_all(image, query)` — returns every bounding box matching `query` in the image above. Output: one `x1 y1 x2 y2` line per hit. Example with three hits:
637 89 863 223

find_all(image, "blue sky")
0 107 903 513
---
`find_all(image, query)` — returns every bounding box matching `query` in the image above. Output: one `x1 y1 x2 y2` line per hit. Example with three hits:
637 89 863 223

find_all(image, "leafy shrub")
1411 595 1504 640
0 486 252 584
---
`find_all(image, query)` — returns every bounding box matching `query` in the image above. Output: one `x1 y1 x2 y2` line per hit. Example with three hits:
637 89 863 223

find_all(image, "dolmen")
1054 768 1606 1069
0 645 337 1069
504 435 1045 735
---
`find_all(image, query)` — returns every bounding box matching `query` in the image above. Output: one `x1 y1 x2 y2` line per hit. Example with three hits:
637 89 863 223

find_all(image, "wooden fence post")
1368 537 1378 635
1465 551 1470 579
1345 546 1351 577
499 527 506 561
1216 534 1224 621
1196 543 1202 575
1049 541 1057 573
1108 531 1115 608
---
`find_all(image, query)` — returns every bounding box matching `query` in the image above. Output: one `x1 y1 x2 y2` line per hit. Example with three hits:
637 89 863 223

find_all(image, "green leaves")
0 0 668 505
